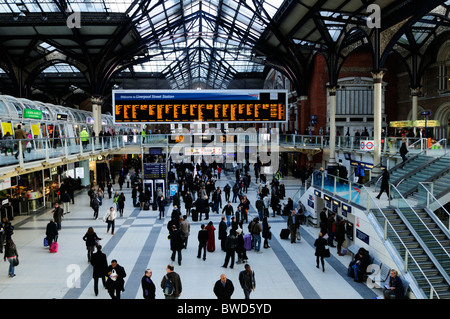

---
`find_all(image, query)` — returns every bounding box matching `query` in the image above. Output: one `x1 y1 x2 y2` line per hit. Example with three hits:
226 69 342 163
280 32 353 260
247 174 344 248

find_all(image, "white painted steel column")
372 71 384 177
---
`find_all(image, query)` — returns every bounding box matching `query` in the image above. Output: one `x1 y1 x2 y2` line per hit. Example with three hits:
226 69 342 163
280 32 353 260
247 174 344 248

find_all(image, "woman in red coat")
205 221 216 252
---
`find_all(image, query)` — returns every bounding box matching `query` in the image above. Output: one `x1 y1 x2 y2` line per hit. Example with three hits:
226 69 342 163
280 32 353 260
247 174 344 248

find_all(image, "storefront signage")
324 194 331 202
350 161 374 170
314 190 321 198
23 109 43 120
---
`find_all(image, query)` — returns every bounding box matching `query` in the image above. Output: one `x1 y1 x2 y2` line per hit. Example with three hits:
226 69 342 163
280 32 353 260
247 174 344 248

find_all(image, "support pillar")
372 71 384 177
91 96 103 137
327 86 338 171
411 87 420 122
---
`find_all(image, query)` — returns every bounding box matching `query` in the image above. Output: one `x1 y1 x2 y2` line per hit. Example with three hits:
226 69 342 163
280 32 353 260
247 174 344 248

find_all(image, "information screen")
113 89 287 124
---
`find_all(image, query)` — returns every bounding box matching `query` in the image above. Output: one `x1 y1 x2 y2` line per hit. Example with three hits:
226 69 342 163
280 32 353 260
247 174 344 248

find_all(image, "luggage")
191 209 198 222
152 202 157 211
243 234 252 251
43 237 49 248
143 201 150 211
280 228 290 240
49 242 58 253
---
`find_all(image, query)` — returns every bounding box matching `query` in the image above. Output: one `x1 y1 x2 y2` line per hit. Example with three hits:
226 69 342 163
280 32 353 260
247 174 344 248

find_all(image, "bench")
348 244 360 257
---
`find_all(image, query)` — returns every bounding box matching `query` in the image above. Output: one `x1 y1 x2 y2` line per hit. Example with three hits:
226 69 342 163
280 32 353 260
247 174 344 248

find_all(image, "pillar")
410 87 420 122
327 86 337 169
91 96 103 137
372 71 384 177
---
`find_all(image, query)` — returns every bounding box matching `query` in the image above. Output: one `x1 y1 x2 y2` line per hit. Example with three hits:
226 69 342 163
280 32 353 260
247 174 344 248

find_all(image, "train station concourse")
0 0 449 312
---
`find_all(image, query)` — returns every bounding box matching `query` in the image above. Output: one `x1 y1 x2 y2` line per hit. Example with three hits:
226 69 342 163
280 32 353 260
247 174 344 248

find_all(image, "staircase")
372 207 450 298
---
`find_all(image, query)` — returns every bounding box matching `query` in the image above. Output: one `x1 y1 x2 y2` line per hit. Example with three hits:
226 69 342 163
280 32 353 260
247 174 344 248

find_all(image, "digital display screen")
113 90 287 124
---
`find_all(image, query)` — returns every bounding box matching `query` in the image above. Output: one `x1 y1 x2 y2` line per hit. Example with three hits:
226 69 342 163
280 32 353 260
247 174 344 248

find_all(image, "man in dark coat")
141 269 156 300
169 225 184 266
106 259 127 299
91 245 108 296
218 216 228 251
213 274 234 299
287 210 301 243
46 219 58 244
376 169 391 200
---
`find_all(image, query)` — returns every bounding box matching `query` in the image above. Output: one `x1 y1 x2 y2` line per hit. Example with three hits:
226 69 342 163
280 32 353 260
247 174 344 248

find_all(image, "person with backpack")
161 264 182 299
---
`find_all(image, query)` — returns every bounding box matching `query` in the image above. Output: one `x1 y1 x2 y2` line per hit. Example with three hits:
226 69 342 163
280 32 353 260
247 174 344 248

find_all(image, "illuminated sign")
113 90 288 124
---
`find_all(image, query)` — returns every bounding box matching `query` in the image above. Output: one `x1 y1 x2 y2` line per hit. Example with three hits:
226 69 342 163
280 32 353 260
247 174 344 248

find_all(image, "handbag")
12 257 19 266
323 245 330 258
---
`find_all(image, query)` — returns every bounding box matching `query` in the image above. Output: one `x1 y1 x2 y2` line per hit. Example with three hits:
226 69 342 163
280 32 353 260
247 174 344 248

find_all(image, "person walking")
82 227 102 263
60 190 71 216
314 232 328 272
222 201 234 227
105 259 126 299
262 216 271 249
287 210 301 243
141 269 156 300
238 264 256 299
161 264 182 299
213 274 234 299
250 218 262 253
218 216 228 251
91 245 108 296
14 124 27 159
205 221 216 252
117 192 126 217
179 215 190 249
46 218 58 244
197 224 208 261
400 142 408 163
3 237 18 278
222 229 237 269
157 195 166 219
52 203 64 231
376 169 391 200
90 194 100 220
103 207 117 235
169 225 184 266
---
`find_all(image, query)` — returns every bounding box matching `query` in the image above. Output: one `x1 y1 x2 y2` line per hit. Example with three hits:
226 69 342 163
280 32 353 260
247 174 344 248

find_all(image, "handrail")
389 183 450 288
370 138 448 190
418 182 450 232
361 185 440 299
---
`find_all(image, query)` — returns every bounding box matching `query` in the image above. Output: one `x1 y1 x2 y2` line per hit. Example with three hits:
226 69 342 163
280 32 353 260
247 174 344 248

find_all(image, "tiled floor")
0 170 382 300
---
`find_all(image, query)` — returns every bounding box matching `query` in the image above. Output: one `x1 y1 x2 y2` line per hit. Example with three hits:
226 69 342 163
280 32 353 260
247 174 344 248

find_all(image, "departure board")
113 90 287 124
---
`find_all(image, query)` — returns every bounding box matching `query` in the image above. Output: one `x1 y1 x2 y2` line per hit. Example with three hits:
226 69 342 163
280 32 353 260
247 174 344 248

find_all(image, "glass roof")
0 0 282 89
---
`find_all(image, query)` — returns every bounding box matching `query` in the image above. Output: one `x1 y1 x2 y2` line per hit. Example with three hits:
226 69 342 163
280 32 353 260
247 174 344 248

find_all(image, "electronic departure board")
113 90 287 124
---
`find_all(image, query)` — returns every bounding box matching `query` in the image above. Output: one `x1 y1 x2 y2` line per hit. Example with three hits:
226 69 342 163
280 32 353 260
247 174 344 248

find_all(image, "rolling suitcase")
243 234 252 250
49 242 58 253
191 209 198 222
143 201 150 211
280 228 290 240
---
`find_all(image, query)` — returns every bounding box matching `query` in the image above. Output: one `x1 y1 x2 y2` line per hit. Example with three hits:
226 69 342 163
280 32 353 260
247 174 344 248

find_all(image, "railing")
359 185 441 299
418 182 450 232
371 138 448 191
307 168 441 298
389 183 450 285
